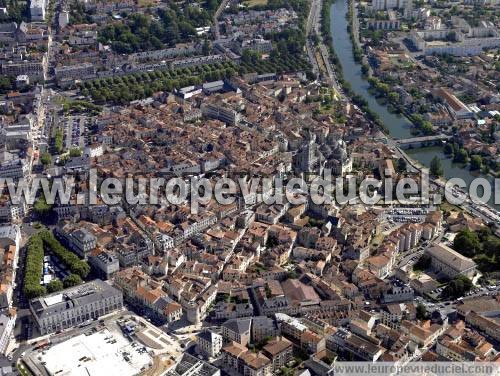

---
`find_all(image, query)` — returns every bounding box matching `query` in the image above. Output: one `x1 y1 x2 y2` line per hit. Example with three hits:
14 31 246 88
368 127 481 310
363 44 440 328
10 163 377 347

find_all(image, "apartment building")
197 330 223 358
251 316 279 343
275 313 307 342
201 103 241 126
88 251 119 279
0 158 30 180
166 353 220 376
55 63 96 82
221 342 272 376
2 57 47 80
221 317 252 346
262 337 293 372
465 311 500 342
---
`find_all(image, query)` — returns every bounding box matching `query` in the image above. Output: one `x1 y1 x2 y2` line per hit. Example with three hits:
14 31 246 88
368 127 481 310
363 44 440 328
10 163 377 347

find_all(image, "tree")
483 235 500 256
40 152 52 166
396 158 407 172
443 275 472 299
72 261 91 279
388 92 400 104
443 143 453 155
47 279 64 293
430 156 443 176
69 148 82 157
414 254 431 271
202 39 211 55
63 274 82 288
454 229 480 257
33 195 52 218
416 303 428 320
453 148 468 164
0 75 14 94
421 121 433 135
470 155 482 171
54 129 64 154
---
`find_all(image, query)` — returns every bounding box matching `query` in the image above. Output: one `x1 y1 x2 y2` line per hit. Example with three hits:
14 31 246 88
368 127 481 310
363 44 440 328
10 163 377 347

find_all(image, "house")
113 267 182 323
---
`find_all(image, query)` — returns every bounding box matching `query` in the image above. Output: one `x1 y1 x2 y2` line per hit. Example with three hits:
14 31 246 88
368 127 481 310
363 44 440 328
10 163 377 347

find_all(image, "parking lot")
21 311 182 376
383 207 430 223
33 326 153 376
62 115 88 150
41 254 70 286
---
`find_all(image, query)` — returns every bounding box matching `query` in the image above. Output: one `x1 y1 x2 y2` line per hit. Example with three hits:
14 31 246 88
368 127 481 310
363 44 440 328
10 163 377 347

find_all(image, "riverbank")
327 0 499 210
320 0 388 132
324 0 413 136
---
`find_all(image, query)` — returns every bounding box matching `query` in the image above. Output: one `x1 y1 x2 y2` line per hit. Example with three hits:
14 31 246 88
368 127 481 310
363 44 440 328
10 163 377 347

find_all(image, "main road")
306 0 344 96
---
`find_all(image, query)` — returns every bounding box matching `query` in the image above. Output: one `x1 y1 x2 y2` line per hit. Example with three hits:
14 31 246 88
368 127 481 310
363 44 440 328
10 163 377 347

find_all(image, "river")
329 0 498 210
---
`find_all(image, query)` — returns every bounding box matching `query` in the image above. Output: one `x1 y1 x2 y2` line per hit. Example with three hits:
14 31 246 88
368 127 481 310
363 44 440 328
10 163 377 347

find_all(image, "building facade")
30 279 123 335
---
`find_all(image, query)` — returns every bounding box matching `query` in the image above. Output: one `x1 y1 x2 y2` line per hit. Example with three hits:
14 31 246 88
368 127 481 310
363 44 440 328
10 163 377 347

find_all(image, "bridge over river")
396 134 452 149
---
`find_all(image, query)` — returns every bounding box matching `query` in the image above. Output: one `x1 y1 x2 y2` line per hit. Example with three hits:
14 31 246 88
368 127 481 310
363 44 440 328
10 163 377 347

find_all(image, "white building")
0 310 16 355
434 87 474 119
372 0 411 10
30 280 123 335
410 28 500 56
58 10 69 28
30 0 46 21
197 330 223 358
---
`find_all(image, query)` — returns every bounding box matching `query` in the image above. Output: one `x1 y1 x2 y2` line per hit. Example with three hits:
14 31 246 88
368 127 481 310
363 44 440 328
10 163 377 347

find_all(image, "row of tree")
81 62 236 91
39 230 90 279
23 235 46 299
79 62 237 104
23 230 89 299
53 129 64 154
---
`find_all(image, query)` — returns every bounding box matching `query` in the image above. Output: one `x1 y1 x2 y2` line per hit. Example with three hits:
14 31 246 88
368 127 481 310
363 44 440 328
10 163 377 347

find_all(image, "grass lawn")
440 200 463 214
244 0 268 6
17 361 33 376
370 233 385 250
